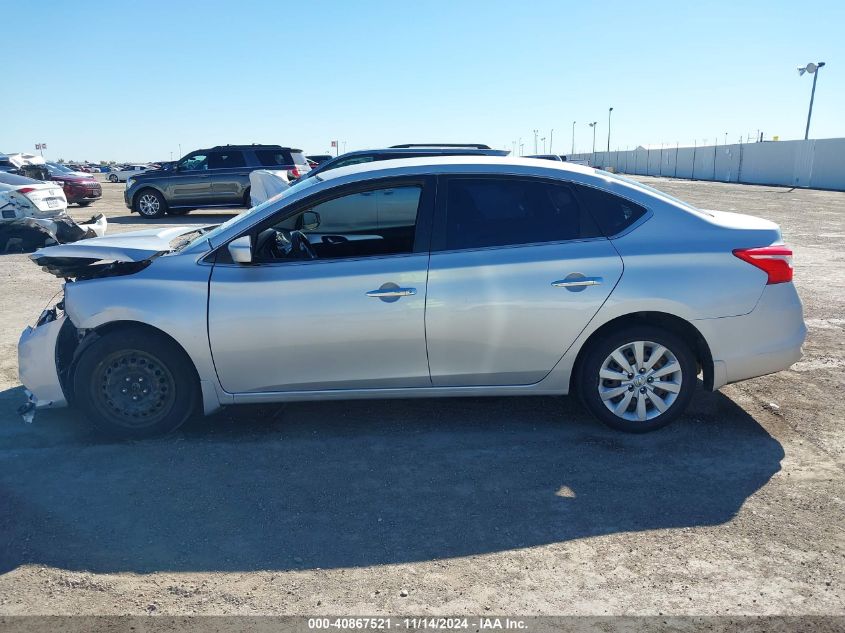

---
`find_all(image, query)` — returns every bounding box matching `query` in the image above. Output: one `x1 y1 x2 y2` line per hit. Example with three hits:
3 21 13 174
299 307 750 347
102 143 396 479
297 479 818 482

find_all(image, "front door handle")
366 287 416 298
551 274 603 291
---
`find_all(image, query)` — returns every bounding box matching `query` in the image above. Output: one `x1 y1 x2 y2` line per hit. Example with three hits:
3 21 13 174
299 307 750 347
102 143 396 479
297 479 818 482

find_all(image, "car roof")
203 145 302 152
315 155 595 183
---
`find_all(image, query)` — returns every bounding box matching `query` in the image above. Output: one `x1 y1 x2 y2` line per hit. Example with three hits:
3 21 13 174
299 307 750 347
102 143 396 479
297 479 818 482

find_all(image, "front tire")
73 329 198 439
108 174 118 183
134 189 167 219
578 325 696 433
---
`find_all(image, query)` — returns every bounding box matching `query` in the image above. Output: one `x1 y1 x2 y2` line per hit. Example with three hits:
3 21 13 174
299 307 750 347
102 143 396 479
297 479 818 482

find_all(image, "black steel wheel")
74 328 198 438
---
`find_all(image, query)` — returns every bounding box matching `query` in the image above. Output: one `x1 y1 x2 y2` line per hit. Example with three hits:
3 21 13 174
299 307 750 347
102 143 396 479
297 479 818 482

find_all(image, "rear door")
209 149 249 204
425 175 625 386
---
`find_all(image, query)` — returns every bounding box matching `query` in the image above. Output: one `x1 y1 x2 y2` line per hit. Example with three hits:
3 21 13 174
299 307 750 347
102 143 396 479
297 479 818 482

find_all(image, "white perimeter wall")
567 137 845 191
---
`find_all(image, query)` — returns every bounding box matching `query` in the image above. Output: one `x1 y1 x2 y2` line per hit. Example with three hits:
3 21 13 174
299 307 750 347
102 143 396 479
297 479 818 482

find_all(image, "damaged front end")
0 214 107 253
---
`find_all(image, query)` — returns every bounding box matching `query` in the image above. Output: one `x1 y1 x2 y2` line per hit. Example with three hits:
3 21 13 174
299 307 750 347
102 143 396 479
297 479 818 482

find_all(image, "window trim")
431 173 619 254
211 175 436 267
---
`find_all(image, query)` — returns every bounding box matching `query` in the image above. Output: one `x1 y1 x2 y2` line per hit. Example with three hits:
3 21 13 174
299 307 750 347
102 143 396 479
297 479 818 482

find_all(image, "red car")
45 163 102 206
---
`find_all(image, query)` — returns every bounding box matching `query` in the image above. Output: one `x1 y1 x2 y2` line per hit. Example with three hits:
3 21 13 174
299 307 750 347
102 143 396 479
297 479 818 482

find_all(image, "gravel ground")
0 176 842 617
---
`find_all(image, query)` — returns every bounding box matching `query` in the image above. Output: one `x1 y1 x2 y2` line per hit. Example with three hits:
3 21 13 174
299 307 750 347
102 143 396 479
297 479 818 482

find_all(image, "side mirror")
301 211 321 231
227 235 252 264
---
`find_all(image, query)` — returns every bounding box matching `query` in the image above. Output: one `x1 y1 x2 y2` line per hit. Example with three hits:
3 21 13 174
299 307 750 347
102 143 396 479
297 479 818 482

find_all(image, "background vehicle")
0 172 67 220
108 164 151 183
526 154 564 161
21 157 805 438
306 154 334 165
124 144 310 218
299 144 508 181
42 163 102 206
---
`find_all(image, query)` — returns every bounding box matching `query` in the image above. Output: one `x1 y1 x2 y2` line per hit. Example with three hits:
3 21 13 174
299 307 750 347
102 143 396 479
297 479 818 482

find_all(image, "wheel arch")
64 320 202 406
569 311 714 393
132 185 166 210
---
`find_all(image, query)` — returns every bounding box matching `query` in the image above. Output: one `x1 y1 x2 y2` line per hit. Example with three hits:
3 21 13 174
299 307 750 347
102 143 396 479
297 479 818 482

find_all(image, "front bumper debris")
18 313 70 422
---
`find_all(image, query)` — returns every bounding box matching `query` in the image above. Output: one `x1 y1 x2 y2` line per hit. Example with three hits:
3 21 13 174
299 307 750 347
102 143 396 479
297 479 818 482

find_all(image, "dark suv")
124 145 310 218
298 144 509 182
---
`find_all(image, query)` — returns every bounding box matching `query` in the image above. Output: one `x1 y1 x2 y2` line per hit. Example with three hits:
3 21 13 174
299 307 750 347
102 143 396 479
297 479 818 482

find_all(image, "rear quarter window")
573 184 647 236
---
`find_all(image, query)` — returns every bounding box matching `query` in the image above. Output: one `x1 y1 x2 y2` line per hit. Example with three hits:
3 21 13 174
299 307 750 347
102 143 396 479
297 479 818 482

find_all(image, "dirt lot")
0 176 842 616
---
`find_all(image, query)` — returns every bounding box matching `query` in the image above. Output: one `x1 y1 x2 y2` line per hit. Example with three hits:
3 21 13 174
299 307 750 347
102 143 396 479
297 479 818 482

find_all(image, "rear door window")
441 177 602 251
208 151 247 169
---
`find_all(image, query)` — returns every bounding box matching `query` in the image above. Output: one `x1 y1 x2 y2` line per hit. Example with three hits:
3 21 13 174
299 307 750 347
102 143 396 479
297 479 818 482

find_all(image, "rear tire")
73 328 198 439
134 189 167 219
577 325 696 433
108 174 118 183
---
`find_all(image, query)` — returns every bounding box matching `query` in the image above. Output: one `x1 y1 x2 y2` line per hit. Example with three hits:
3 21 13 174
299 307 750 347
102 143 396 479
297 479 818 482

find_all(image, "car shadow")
0 385 783 574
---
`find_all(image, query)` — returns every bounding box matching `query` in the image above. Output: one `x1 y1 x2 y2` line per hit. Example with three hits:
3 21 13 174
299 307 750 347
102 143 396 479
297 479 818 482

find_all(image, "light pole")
541 137 546 153
549 129 554 153
607 107 613 153
533 129 539 154
588 122 598 165
799 62 826 139
571 121 576 155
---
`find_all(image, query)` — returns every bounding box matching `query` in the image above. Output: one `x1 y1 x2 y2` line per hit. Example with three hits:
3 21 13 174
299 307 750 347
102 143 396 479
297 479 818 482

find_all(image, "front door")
168 152 214 206
425 175 625 386
208 177 435 393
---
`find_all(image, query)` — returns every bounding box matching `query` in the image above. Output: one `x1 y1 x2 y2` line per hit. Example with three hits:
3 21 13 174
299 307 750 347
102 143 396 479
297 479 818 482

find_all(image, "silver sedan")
19 157 806 437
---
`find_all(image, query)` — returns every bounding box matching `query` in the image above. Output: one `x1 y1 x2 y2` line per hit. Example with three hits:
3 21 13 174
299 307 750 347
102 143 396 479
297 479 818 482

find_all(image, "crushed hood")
30 225 199 263
29 225 200 279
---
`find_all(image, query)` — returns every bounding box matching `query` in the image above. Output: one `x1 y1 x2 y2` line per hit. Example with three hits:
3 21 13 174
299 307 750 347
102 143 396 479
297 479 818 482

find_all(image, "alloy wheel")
138 193 160 216
597 340 683 422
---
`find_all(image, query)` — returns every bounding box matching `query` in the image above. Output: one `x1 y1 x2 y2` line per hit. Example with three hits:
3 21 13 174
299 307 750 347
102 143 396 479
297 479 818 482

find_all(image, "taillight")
17 187 36 194
288 167 301 179
733 245 793 284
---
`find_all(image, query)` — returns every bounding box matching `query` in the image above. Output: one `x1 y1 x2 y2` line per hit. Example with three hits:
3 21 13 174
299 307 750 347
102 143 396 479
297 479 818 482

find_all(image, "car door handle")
366 288 416 298
551 276 603 288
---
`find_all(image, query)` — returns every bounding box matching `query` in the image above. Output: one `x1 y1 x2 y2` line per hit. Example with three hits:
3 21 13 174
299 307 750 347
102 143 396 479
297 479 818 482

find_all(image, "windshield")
47 162 73 174
183 175 323 250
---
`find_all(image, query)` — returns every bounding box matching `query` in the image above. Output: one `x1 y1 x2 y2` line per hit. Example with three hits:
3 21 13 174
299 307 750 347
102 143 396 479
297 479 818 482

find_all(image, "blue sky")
2 0 842 161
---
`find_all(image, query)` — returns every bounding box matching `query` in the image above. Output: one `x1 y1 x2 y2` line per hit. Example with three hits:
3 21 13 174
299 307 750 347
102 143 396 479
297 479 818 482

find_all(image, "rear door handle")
366 288 416 298
551 276 603 289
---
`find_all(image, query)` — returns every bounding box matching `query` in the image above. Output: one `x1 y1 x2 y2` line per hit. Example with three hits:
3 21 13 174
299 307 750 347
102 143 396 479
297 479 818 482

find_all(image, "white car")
108 164 151 183
0 172 67 220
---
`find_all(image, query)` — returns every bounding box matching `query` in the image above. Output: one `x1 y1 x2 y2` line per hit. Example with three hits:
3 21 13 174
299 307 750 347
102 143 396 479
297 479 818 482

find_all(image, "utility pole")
541 137 546 153
533 129 539 154
549 129 554 153
607 107 614 153
571 121 576 155
799 62 826 139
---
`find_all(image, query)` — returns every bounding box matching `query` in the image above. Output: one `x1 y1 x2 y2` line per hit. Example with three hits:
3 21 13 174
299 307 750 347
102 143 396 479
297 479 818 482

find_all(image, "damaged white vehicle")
18 157 806 439
1 172 107 252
